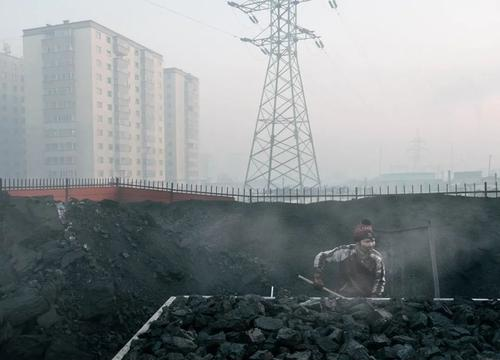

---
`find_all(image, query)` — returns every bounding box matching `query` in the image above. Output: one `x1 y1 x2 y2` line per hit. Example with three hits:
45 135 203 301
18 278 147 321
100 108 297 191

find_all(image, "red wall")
6 187 234 203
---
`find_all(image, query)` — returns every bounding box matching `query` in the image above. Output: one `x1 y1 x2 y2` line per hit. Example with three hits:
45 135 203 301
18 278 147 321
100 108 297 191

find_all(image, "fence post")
249 188 253 204
355 187 358 200
484 182 488 198
65 178 69 203
0 178 2 192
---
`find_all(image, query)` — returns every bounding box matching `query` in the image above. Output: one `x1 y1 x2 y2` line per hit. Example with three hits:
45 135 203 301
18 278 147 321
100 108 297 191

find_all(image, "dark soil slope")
0 193 499 359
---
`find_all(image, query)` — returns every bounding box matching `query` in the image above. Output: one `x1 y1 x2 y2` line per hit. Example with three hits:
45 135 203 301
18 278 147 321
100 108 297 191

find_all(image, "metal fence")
1 178 499 203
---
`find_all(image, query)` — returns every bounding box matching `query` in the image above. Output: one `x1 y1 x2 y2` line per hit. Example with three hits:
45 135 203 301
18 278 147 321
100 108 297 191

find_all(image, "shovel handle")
297 274 349 299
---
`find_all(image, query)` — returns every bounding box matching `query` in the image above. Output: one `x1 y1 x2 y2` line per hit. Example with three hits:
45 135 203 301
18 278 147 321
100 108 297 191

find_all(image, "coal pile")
125 296 500 360
0 195 271 360
1 192 500 359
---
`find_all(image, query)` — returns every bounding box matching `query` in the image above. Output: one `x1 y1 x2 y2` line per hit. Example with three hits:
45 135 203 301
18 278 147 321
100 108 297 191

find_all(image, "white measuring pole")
112 296 177 360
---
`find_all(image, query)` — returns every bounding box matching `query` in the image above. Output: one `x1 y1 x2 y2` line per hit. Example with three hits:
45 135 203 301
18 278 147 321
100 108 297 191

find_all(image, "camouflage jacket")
313 244 386 297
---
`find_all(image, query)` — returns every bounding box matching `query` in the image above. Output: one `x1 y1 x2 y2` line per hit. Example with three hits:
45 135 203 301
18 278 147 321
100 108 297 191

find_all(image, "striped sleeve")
371 252 386 296
313 245 352 273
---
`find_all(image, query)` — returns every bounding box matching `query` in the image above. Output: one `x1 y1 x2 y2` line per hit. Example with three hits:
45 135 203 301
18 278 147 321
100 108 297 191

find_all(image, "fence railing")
1 178 499 203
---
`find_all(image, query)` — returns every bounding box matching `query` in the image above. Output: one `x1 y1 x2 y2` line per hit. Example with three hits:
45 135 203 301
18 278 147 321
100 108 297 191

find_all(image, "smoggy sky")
2 0 500 184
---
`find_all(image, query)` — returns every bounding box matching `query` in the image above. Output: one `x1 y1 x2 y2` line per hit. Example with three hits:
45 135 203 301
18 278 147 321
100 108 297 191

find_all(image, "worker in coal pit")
313 219 386 297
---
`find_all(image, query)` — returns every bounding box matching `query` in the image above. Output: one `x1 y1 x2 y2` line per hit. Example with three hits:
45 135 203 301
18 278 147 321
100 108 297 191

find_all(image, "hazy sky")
2 0 500 184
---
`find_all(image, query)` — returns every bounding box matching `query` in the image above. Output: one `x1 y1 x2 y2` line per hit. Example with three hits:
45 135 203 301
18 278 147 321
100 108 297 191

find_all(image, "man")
313 219 385 297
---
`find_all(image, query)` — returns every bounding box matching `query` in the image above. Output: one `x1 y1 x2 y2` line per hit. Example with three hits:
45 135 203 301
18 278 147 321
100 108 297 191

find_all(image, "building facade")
0 49 26 178
23 20 165 179
164 68 199 183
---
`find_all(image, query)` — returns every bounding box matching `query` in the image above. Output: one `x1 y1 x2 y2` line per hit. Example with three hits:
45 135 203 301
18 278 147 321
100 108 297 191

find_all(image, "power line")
142 0 240 39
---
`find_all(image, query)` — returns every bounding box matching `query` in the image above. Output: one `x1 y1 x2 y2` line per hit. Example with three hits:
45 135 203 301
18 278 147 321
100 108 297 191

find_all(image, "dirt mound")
0 193 499 359
124 295 500 360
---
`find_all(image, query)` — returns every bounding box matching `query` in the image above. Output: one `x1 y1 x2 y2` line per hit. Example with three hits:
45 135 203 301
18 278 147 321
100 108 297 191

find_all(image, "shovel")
298 274 350 299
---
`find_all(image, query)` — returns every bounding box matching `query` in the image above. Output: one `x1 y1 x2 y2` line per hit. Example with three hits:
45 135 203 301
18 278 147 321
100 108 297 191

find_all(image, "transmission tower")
229 0 338 190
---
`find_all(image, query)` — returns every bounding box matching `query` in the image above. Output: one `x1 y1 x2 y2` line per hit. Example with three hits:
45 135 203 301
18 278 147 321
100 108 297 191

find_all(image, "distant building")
453 171 483 184
0 49 26 178
23 20 165 179
370 172 440 187
164 68 199 183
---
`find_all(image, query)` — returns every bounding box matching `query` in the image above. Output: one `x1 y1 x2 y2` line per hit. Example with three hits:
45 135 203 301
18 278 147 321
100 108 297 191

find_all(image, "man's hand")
313 272 324 289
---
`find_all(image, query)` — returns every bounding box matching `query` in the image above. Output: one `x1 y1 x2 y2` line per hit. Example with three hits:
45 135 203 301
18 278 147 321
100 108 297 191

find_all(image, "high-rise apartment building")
23 20 165 179
0 48 26 178
164 68 199 183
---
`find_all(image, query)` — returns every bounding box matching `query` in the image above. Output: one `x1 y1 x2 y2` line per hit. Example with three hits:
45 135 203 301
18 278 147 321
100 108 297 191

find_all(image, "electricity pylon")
229 0 338 190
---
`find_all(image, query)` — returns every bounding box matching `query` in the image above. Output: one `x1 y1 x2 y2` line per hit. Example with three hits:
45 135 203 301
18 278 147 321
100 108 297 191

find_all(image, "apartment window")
97 101 103 108
107 130 113 137
96 59 102 67
96 73 102 81
109 157 113 164
96 31 102 39
107 90 112 97
106 49 112 56
98 143 103 149
107 63 112 70
97 115 103 123
96 46 102 53
107 104 112 111
107 77 112 84
106 36 111 43
97 129 103 136
98 157 104 164
108 117 113 124
108 144 113 150
96 87 102 95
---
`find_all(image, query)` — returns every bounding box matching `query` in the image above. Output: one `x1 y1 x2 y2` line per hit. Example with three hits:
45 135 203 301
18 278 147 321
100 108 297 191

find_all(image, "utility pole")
229 0 337 190
407 130 425 172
